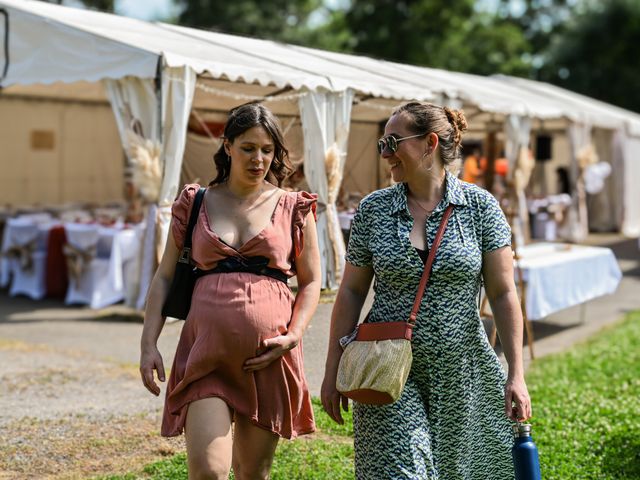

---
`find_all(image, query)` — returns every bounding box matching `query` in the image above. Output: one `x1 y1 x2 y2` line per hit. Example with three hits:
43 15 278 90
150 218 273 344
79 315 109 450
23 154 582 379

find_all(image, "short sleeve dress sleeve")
481 193 512 252
345 200 373 267
171 184 201 250
292 191 318 257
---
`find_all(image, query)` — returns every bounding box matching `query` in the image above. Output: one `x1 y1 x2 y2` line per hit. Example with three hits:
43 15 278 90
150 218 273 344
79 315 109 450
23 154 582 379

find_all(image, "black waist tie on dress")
195 255 289 284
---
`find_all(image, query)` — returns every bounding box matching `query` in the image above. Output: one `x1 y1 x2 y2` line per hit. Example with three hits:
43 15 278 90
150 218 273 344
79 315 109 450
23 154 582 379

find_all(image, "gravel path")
0 341 160 425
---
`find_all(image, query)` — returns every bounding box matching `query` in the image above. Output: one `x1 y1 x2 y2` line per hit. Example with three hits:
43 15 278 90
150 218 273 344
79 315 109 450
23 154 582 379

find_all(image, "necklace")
408 194 436 217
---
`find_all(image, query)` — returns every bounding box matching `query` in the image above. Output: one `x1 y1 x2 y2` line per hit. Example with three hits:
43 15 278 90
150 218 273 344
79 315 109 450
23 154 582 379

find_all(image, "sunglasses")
377 133 427 155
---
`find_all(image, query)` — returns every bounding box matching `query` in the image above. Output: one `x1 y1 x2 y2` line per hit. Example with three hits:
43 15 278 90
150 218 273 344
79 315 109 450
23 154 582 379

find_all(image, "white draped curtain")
104 64 196 308
613 129 640 237
566 122 593 242
504 114 532 246
299 89 354 289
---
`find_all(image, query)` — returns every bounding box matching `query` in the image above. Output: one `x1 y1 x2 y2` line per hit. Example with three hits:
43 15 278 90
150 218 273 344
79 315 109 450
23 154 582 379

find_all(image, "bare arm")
139 227 180 395
321 262 374 423
482 246 531 421
243 212 322 371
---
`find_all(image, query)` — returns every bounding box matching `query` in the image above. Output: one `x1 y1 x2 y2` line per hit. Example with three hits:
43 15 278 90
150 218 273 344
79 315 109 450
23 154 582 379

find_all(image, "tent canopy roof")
2 0 640 134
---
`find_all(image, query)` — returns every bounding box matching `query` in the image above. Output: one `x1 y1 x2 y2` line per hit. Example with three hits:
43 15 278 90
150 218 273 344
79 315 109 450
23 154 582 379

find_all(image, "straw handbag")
336 205 454 405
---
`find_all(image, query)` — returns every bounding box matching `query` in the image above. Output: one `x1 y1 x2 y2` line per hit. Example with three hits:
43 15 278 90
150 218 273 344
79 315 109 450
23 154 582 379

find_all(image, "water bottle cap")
513 423 532 438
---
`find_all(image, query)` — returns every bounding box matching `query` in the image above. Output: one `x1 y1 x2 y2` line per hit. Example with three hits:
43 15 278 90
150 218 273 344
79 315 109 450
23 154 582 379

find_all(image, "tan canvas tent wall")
0 93 123 206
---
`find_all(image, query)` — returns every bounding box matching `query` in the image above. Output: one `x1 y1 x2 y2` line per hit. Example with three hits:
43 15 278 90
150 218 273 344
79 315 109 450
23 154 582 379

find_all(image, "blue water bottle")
512 423 542 480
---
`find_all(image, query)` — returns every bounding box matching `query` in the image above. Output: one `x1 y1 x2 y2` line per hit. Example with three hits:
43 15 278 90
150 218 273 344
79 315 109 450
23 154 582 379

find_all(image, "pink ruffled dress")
161 184 317 439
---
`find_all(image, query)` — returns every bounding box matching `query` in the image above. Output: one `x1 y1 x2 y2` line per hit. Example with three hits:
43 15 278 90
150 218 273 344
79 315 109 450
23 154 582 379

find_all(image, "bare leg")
231 414 280 480
185 397 233 480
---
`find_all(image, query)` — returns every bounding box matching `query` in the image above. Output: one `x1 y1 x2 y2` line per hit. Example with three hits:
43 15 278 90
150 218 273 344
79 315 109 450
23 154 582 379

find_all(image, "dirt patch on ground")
0 337 181 479
0 413 184 479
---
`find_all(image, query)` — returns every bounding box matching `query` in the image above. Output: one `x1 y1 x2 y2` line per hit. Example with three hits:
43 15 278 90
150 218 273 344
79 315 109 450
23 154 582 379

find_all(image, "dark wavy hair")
211 102 293 186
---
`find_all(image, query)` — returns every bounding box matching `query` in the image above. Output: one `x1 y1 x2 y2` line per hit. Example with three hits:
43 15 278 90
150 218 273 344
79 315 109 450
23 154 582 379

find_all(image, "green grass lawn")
528 311 640 479
101 311 640 480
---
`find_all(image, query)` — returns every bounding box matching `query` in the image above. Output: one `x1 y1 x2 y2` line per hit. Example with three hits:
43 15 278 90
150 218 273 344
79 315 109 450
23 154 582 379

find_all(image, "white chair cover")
64 223 143 309
64 223 106 307
3 218 50 299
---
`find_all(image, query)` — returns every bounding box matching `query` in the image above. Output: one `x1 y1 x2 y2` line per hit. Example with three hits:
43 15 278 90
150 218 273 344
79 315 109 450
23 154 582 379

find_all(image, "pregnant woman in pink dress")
140 103 321 480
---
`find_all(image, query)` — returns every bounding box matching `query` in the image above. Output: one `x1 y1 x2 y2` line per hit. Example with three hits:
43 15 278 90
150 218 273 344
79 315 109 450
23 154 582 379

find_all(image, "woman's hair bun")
443 107 467 145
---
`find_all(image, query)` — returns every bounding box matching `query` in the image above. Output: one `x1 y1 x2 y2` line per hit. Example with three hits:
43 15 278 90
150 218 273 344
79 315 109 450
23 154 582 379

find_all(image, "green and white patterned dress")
346 172 515 480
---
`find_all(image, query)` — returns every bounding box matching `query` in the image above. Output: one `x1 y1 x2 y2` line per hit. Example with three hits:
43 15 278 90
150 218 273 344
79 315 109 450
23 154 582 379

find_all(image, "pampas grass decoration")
125 129 162 203
324 142 346 282
325 143 342 204
513 146 535 192
577 144 599 171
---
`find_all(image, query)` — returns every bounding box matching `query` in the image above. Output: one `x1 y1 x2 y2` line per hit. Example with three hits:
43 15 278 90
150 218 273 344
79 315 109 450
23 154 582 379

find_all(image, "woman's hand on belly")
242 332 300 372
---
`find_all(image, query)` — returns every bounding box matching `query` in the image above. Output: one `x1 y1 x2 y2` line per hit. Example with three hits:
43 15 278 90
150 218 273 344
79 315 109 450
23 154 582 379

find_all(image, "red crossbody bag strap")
408 204 454 325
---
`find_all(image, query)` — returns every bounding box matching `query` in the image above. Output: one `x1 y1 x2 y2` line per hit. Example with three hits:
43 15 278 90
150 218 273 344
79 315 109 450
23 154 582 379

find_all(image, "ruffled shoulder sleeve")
171 184 201 250
292 191 318 257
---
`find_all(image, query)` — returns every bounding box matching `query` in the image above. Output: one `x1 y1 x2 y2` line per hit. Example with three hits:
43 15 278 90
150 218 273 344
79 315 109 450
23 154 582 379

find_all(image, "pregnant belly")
185 272 294 359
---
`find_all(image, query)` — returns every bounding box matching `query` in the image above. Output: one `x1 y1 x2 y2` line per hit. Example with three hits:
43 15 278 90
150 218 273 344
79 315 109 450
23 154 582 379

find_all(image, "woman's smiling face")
382 113 428 183
225 125 275 185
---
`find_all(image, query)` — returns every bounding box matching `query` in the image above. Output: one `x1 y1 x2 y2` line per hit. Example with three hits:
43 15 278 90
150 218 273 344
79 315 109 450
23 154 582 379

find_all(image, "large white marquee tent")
1 0 639 305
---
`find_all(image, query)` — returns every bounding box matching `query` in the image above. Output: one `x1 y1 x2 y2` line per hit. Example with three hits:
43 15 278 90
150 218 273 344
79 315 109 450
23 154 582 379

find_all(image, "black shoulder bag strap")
178 187 206 265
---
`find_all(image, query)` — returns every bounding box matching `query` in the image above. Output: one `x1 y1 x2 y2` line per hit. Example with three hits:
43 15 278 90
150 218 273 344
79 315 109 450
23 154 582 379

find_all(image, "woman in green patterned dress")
321 102 531 479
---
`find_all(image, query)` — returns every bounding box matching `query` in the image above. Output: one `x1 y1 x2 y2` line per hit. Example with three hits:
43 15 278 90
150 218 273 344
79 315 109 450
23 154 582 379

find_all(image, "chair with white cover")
62 223 107 307
3 218 50 299
64 223 133 308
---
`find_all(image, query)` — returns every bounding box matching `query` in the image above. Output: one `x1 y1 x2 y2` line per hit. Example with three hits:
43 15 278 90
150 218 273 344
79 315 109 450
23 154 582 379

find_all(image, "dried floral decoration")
125 129 162 203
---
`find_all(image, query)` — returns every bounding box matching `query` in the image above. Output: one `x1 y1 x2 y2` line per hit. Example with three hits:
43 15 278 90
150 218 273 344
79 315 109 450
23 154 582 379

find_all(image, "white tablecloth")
516 242 622 320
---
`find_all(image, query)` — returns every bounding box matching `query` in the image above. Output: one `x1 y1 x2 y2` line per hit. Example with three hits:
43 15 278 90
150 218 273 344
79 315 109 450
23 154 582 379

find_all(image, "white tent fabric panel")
159 66 197 205
565 123 593 242
1 0 329 90
294 47 567 119
616 132 640 237
1 0 430 100
104 76 160 143
495 75 640 137
588 129 617 232
505 115 533 171
2 1 158 85
302 45 640 134
161 24 433 101
156 25 335 93
299 90 353 289
504 115 533 245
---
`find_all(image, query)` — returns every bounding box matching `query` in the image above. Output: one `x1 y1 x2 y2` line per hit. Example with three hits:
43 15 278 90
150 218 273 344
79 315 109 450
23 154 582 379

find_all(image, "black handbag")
161 187 206 320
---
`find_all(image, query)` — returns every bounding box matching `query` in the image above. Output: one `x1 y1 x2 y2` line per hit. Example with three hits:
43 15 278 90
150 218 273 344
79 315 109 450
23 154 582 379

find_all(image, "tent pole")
485 130 497 194
155 56 163 145
0 8 9 89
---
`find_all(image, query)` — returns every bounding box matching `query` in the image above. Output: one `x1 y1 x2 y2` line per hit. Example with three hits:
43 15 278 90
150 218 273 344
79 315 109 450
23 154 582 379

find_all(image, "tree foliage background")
538 0 640 113
42 0 640 113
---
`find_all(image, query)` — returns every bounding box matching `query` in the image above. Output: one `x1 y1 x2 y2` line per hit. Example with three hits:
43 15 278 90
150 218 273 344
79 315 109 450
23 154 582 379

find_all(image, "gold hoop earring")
422 151 434 172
